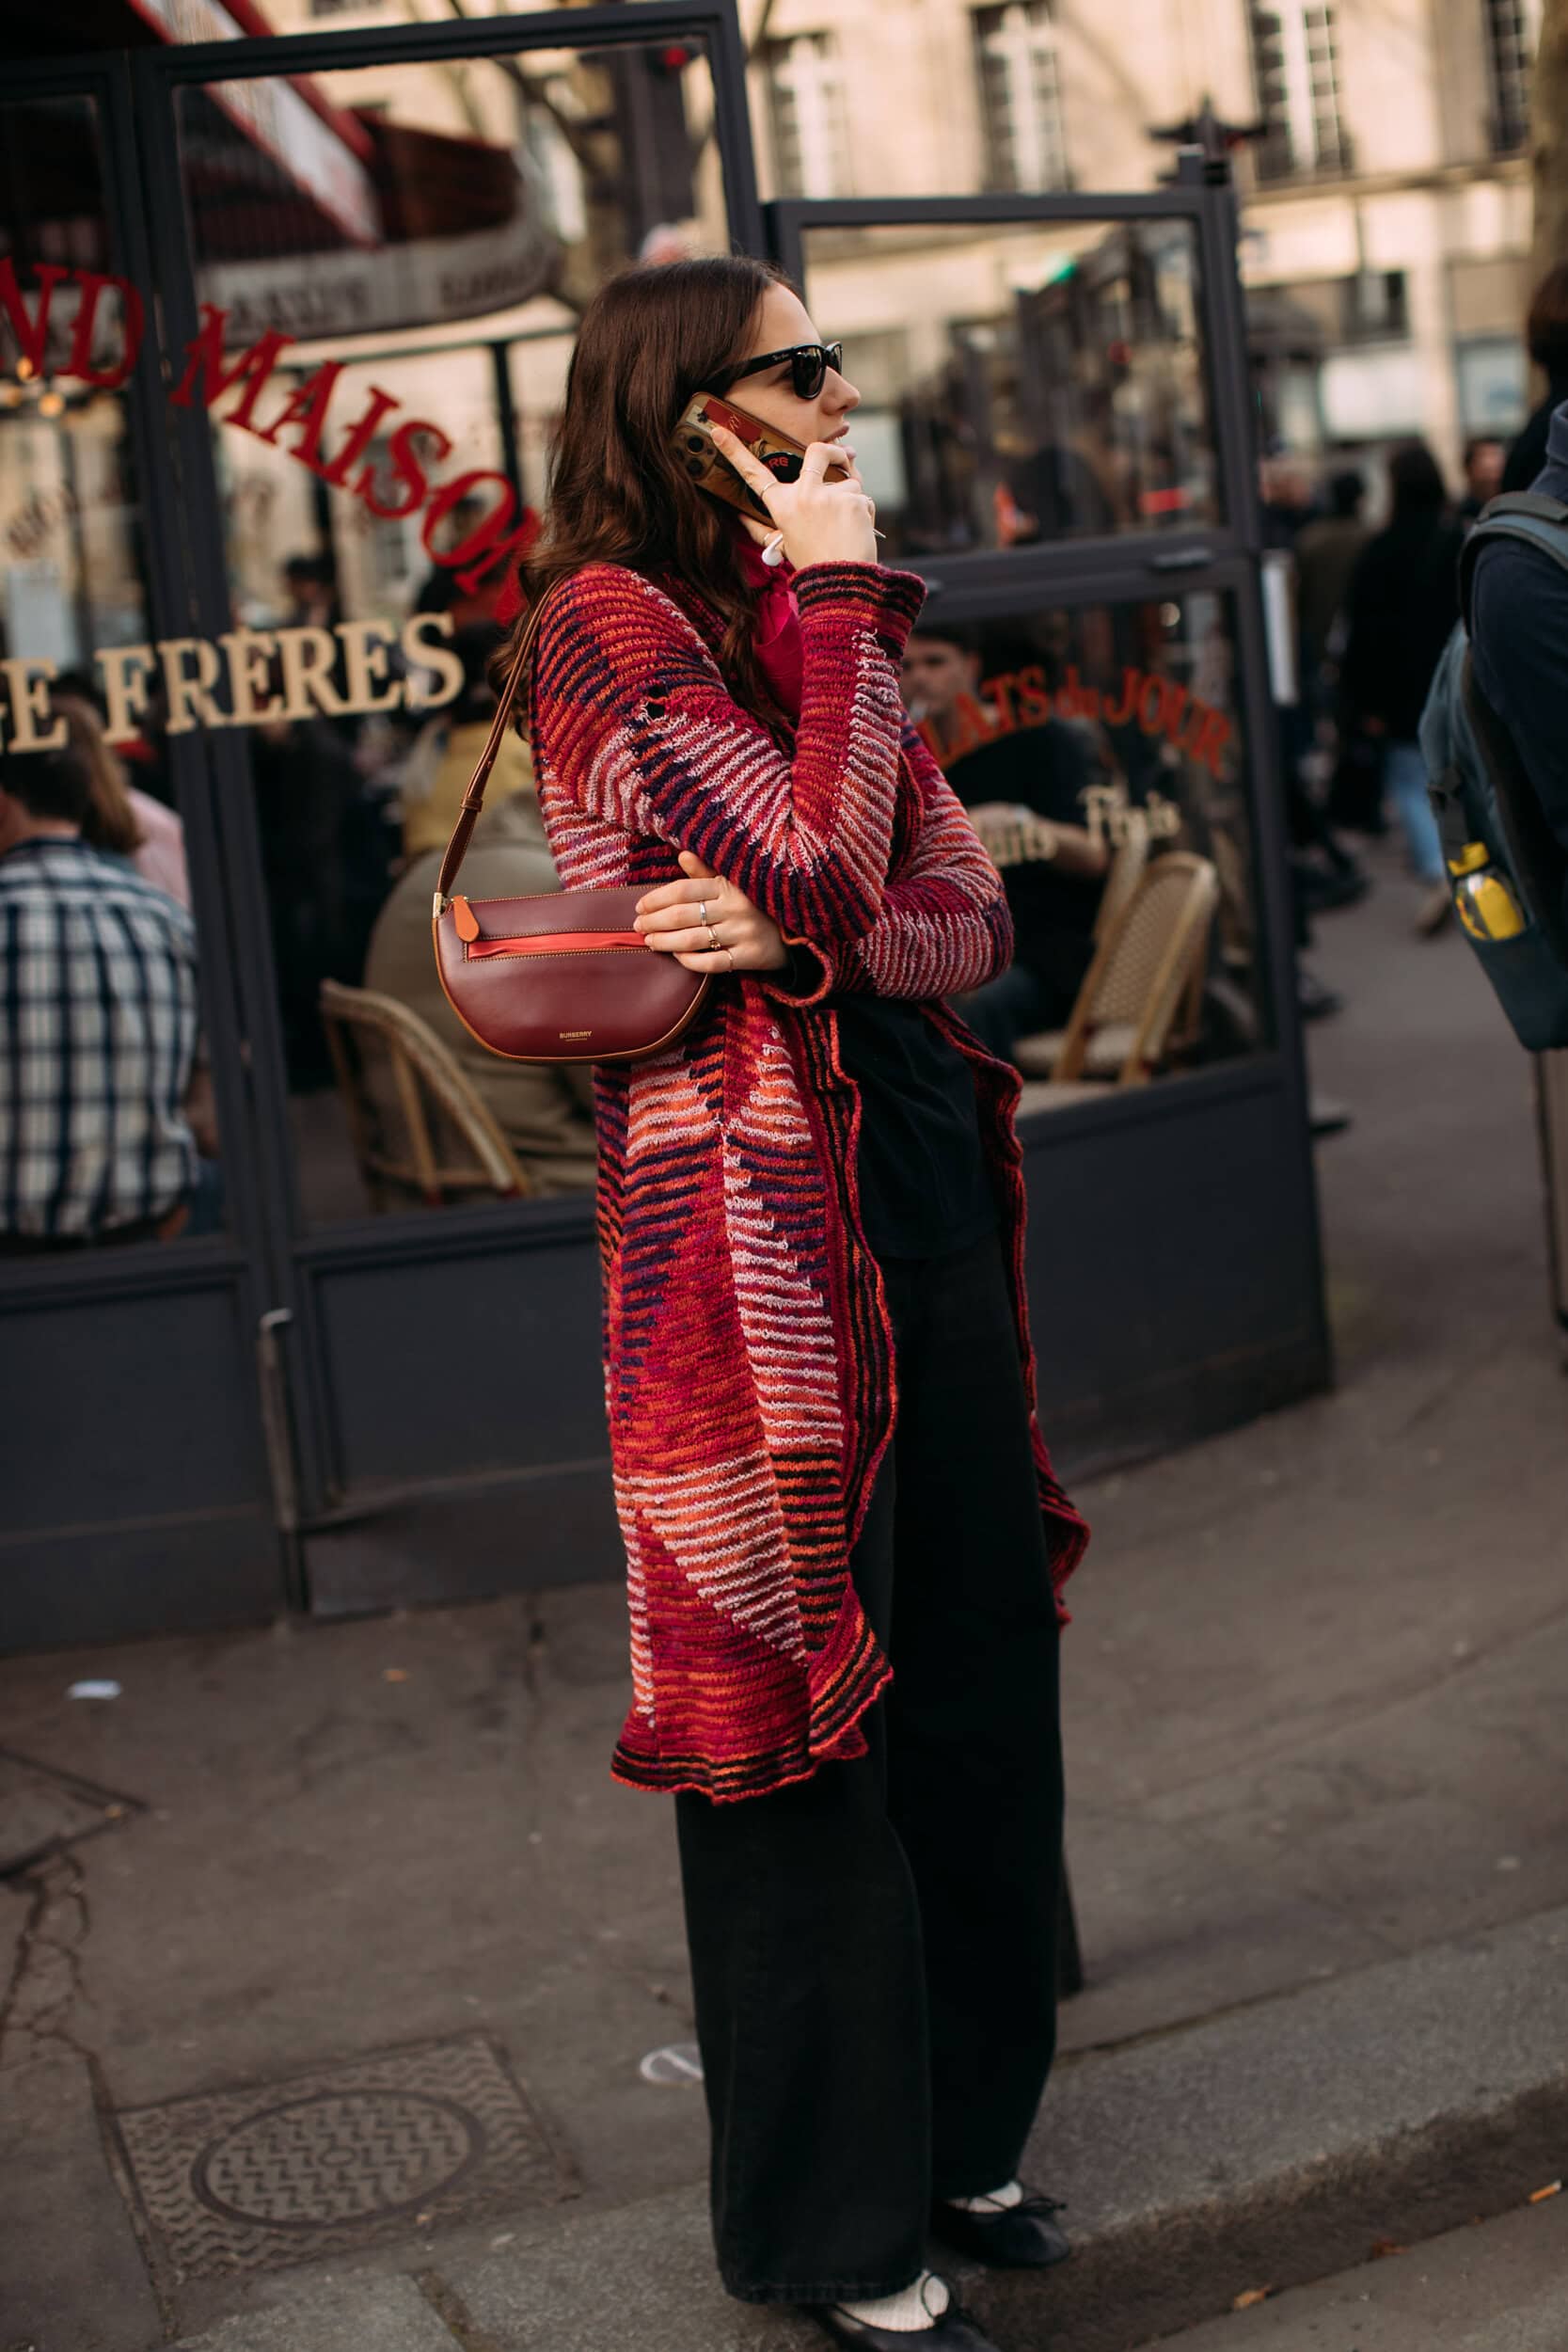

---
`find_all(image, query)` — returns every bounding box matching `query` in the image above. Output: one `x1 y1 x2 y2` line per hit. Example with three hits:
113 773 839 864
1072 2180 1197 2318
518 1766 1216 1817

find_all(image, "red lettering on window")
62 271 144 391
169 305 293 435
0 259 67 378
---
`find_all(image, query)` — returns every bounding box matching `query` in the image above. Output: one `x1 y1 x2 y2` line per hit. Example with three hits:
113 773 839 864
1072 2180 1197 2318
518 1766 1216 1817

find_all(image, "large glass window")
163 38 730 1226
801 216 1217 558
0 94 231 1250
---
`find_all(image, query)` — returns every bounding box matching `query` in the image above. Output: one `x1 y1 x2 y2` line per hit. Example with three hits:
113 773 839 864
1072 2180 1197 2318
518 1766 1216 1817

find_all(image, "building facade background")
268 0 1544 487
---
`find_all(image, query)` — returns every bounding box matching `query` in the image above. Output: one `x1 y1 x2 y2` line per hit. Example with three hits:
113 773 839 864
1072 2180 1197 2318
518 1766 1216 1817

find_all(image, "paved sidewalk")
2 857 1565 2351
1157 2189 1568 2352
155 1899 1568 2352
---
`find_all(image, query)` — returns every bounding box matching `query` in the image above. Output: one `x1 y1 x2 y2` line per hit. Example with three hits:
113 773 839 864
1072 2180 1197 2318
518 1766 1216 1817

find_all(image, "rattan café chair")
1013 851 1219 1097
1092 806 1151 939
320 978 533 1212
966 804 1149 928
972 808 1153 1105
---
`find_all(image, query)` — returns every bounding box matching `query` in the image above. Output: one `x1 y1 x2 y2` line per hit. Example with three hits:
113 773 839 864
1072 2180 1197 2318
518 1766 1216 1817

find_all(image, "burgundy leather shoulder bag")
431 582 710 1065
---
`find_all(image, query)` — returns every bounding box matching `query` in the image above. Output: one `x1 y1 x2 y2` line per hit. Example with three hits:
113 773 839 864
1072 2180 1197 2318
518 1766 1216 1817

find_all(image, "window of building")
974 1 1070 192
760 35 850 199
1484 0 1542 153
1339 268 1409 342
1249 2 1351 180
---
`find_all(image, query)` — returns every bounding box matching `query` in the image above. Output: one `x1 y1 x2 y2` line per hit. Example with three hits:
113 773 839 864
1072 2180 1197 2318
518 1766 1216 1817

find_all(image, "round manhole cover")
192 2090 484 2228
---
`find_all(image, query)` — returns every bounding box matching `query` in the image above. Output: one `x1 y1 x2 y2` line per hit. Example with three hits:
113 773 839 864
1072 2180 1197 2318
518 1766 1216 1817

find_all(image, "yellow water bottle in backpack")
1445 841 1527 945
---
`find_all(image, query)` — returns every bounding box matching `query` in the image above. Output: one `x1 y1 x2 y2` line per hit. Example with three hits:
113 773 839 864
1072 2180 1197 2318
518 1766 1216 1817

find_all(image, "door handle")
256 1308 300 1535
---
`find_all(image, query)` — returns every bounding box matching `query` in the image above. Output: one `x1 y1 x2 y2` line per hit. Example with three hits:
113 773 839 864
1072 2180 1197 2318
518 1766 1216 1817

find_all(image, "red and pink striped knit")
531 557 1088 1802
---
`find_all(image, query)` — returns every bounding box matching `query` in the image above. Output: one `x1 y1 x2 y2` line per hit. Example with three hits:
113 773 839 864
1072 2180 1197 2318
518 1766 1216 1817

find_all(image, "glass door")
128 6 764 1614
0 57 285 1648
768 180 1302 1103
768 181 1326 1461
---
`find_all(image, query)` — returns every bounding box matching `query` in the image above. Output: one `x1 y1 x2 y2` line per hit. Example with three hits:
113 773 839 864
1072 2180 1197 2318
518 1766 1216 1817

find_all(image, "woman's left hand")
634 851 787 975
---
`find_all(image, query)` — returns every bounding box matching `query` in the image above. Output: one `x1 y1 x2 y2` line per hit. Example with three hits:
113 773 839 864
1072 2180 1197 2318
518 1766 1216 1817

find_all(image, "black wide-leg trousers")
674 1232 1065 2305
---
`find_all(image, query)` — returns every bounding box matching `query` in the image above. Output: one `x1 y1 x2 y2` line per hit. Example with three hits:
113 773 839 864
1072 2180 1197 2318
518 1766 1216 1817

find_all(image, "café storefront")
0 2 1327 1651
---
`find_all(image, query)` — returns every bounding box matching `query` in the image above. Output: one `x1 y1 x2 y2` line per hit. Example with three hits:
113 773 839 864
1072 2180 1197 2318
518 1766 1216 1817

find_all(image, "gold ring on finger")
706 926 721 953
726 948 736 974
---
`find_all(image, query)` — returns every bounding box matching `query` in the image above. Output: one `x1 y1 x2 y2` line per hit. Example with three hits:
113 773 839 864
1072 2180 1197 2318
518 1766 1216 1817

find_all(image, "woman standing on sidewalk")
509 257 1088 2352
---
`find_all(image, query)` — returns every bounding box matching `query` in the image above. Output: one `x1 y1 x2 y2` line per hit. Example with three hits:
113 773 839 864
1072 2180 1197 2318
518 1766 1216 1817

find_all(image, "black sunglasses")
713 341 845 402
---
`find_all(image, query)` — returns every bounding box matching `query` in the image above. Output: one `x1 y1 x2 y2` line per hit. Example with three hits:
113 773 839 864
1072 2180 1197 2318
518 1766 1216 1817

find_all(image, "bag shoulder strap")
434 579 563 908
1459 493 1568 628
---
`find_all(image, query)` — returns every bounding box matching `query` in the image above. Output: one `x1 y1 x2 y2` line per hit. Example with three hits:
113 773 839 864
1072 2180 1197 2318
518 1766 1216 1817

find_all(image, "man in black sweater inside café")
901 623 1109 1063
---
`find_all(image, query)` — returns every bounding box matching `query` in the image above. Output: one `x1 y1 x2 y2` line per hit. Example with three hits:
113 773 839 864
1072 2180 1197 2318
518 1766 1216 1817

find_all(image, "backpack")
1418 491 1568 1051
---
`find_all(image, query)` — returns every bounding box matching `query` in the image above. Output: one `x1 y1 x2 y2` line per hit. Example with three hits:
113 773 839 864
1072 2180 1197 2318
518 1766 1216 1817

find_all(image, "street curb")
985 1899 1568 2350
169 1903 1568 2351
979 2073 1568 2351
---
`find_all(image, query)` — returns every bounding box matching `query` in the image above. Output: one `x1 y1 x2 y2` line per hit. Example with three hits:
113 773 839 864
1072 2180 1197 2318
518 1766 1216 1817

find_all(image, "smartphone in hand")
673 392 852 522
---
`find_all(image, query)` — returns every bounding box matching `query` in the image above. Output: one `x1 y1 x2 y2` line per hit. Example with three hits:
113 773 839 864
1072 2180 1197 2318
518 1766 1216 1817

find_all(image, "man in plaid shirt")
0 733 200 1249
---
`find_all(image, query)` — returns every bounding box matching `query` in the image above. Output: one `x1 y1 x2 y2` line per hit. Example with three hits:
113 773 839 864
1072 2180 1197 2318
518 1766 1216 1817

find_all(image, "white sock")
835 2270 951 2332
946 2179 1024 2214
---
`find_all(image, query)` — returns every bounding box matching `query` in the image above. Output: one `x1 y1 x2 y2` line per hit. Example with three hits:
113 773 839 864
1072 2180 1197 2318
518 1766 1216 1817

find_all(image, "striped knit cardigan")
531 557 1088 1803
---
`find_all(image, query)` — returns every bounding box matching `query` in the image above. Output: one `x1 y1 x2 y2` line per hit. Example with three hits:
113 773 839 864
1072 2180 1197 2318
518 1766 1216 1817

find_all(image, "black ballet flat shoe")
929 2190 1070 2269
811 2296 1005 2351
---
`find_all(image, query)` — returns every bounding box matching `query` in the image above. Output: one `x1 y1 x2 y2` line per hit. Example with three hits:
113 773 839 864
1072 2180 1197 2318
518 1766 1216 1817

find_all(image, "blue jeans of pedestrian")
1385 739 1445 883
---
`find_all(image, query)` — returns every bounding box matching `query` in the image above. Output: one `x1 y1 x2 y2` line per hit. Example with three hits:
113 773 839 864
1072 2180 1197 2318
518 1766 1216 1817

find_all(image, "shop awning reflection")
9 0 381 248
195 116 562 343
7 0 562 339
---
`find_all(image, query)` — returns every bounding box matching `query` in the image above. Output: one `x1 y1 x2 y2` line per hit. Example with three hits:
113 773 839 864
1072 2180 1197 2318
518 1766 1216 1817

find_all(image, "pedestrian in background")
1293 469 1374 897
1457 435 1506 525
505 255 1088 2352
1340 443 1464 935
1293 469 1368 703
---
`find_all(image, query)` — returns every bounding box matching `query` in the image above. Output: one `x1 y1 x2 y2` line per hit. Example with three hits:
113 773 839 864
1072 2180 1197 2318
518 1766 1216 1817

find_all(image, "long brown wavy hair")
501 254 791 722
55 693 146 858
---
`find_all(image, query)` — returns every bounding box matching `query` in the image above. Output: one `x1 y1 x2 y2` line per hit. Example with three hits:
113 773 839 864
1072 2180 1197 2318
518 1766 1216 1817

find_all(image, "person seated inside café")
901 623 1109 1062
52 673 192 907
363 625 596 1199
0 727 207 1252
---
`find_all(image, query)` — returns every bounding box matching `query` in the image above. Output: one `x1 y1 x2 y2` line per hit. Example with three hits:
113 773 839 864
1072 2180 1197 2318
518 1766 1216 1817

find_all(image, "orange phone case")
673 392 850 521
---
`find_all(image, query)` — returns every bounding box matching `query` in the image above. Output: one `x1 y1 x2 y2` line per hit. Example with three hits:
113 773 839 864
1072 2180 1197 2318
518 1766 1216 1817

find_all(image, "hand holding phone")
674 392 876 570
